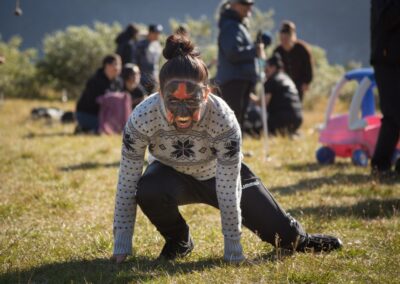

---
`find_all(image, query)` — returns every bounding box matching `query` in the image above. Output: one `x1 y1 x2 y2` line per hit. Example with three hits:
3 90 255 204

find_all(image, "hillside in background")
0 0 369 65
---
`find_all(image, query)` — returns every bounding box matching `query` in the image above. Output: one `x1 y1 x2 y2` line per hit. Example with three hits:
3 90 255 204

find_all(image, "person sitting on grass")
121 63 148 110
75 54 122 134
112 34 342 264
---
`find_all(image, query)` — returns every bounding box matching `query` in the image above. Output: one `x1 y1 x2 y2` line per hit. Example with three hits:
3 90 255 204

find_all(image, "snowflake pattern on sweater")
113 93 242 255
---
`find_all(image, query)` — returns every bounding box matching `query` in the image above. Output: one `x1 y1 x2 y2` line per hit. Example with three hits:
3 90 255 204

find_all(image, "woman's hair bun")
163 34 197 60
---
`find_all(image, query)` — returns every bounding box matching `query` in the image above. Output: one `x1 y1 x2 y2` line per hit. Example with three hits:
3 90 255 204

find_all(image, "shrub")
0 36 39 98
305 45 345 110
37 22 121 98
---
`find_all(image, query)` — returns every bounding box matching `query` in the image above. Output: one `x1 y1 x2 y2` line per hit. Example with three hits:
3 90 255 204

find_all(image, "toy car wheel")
316 146 335 165
352 149 369 167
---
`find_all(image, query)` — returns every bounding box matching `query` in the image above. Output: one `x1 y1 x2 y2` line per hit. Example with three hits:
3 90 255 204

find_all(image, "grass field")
0 99 399 283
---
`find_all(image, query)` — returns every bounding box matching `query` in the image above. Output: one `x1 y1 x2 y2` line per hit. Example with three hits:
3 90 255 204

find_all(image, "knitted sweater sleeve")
113 117 149 255
213 121 242 241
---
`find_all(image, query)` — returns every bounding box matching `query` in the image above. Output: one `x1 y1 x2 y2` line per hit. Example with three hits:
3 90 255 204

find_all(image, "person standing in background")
135 24 163 94
216 0 265 129
274 21 313 102
115 24 139 66
370 0 400 177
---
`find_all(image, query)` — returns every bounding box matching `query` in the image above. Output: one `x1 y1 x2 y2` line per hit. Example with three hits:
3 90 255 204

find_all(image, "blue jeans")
76 112 99 132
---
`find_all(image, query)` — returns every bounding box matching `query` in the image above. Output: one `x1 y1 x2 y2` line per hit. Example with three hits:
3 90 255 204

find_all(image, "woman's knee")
136 174 164 206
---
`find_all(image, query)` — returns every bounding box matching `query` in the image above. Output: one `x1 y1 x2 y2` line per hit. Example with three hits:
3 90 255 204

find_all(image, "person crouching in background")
121 63 148 110
263 53 303 136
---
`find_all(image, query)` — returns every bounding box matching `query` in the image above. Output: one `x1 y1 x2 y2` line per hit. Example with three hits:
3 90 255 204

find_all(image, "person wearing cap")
370 0 400 177
135 24 163 94
216 0 265 129
263 53 303 136
274 20 313 102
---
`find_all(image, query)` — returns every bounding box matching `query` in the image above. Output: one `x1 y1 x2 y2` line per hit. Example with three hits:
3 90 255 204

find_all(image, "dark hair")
115 24 139 43
102 54 121 68
266 53 284 70
159 34 208 91
121 63 140 81
280 20 296 34
175 25 189 36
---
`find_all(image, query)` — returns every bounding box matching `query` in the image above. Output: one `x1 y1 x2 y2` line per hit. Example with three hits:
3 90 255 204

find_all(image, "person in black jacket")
216 0 265 129
370 0 400 176
115 24 139 65
75 54 122 133
274 21 313 102
264 54 303 136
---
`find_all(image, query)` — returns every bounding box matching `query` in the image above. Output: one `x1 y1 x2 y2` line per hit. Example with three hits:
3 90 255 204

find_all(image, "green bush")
305 45 345 110
37 22 121 98
0 36 39 98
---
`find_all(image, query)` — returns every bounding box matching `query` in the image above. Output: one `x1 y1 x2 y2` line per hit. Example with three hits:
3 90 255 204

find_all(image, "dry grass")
0 99 399 283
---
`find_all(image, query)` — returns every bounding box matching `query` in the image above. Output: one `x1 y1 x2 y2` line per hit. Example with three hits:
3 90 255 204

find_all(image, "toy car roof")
344 68 375 82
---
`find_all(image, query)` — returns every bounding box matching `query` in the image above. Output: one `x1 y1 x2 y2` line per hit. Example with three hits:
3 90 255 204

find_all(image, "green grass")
0 99 399 283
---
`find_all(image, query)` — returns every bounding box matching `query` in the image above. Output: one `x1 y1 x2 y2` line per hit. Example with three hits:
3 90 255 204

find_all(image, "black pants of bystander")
220 80 255 129
371 64 400 172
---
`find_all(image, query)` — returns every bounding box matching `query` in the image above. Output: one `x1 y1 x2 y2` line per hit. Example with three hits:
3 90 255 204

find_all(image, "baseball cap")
149 24 163 33
230 0 255 5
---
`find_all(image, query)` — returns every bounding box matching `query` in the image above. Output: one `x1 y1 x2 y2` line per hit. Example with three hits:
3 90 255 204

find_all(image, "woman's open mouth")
175 117 192 129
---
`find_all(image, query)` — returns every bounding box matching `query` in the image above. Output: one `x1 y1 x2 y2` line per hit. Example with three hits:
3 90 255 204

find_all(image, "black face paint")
162 80 207 129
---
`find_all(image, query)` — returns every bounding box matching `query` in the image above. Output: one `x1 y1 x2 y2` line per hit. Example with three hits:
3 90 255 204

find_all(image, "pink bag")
97 92 132 135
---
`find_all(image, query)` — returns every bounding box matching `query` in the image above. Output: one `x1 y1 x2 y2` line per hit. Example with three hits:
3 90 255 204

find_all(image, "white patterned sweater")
113 93 242 255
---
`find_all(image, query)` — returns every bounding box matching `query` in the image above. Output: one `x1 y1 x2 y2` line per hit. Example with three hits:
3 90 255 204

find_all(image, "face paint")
162 80 208 130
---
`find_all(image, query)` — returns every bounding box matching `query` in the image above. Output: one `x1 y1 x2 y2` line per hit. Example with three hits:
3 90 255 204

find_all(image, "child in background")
121 63 148 110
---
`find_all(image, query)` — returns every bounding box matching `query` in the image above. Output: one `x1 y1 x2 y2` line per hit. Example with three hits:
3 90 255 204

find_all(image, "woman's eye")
168 99 179 104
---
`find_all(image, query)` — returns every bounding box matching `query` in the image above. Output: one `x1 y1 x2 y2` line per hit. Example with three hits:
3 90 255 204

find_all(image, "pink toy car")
316 68 400 166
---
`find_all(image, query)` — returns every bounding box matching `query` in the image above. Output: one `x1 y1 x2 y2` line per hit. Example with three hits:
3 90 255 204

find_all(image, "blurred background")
0 0 369 105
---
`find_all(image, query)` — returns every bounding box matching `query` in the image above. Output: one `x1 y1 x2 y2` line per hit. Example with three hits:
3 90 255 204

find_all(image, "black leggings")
136 161 306 249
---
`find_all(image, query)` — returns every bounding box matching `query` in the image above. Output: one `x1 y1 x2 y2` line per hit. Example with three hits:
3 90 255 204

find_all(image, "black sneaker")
297 234 343 253
158 235 194 260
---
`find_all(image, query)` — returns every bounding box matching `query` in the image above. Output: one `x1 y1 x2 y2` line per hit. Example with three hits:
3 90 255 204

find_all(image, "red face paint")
172 83 192 100
162 80 208 130
166 110 174 123
192 109 201 121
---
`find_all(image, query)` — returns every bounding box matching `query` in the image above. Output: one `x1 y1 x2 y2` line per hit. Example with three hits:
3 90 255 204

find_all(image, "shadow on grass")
59 161 120 171
23 132 76 139
0 255 230 283
270 173 370 195
286 161 349 172
288 198 400 219
59 160 149 171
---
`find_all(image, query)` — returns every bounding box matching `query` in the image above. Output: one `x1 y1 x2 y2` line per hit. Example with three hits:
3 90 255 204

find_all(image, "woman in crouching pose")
112 34 342 263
